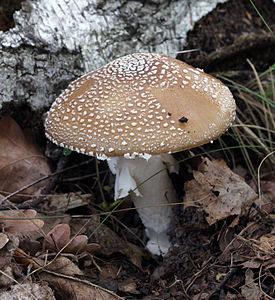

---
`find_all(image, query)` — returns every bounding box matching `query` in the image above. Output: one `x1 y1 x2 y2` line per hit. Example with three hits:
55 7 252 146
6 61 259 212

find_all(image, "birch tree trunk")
0 0 228 111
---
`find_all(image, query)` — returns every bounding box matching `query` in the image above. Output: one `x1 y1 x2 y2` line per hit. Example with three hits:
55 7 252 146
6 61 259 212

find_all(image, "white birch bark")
0 0 228 110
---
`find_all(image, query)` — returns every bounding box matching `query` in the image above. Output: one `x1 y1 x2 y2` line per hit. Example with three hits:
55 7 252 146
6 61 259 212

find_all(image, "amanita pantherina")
45 53 236 255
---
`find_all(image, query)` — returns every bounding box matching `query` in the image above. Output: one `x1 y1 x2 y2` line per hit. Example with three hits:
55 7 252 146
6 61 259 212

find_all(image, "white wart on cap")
45 53 236 159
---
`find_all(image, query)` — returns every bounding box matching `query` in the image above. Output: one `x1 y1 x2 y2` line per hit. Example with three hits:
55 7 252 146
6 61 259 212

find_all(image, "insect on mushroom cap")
45 53 236 160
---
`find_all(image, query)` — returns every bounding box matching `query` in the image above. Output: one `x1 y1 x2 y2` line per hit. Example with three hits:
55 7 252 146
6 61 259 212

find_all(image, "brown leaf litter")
46 223 100 254
0 116 51 203
184 157 258 225
0 209 44 233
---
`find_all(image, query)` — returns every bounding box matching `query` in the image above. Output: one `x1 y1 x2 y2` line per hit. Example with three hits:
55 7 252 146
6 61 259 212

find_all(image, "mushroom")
45 53 236 255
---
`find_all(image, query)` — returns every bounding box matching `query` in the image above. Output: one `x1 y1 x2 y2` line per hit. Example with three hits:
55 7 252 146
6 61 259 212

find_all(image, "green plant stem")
249 0 275 38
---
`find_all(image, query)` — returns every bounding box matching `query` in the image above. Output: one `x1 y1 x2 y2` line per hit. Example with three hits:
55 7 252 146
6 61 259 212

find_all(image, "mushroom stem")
108 154 178 255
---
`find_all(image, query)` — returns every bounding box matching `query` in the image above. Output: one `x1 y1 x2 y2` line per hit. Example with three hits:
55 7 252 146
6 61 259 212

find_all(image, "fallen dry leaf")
19 238 42 256
219 219 275 265
0 281 55 300
0 233 9 250
0 116 51 203
41 275 121 300
0 234 19 287
242 259 263 269
46 223 100 254
40 266 122 300
265 259 275 270
0 234 19 269
13 247 45 270
184 158 257 225
49 192 94 211
241 268 262 300
65 234 98 254
0 209 44 233
259 234 275 253
46 256 84 276
118 278 140 295
29 214 70 242
70 217 144 269
251 179 275 202
217 226 235 251
14 250 83 275
0 265 16 288
46 223 70 251
98 263 119 281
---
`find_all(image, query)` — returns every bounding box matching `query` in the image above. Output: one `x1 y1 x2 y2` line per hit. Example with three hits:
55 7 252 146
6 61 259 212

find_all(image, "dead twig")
42 268 125 300
205 267 239 300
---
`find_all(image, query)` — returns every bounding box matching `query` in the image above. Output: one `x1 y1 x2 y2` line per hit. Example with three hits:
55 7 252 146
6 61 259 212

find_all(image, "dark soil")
0 0 24 31
178 0 275 74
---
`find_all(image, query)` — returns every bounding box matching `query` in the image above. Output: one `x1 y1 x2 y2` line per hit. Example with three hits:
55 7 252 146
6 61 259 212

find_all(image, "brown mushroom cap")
45 53 236 159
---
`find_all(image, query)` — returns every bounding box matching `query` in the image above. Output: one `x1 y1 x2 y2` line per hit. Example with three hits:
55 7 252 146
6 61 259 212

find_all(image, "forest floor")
0 0 274 299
